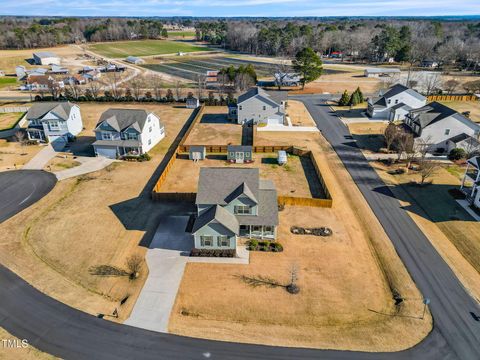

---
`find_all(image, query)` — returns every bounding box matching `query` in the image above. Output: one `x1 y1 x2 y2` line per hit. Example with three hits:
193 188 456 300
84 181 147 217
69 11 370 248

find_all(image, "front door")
235 152 244 163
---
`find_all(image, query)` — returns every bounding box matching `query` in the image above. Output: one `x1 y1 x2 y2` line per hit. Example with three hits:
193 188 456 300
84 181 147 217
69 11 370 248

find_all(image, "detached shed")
186 97 200 109
189 145 206 161
227 145 253 163
364 68 401 78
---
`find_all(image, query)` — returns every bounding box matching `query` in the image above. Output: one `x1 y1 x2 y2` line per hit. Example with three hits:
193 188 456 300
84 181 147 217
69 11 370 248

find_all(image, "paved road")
0 170 56 223
0 98 479 359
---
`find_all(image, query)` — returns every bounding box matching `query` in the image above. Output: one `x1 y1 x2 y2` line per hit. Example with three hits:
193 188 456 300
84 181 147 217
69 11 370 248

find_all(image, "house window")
125 133 137 140
251 225 262 233
395 99 399 104
149 127 152 133
217 236 230 247
239 105 242 111
49 121 59 130
234 205 251 215
148 139 151 145
444 129 451 135
102 132 112 140
263 106 266 111
229 152 235 158
387 99 391 104
264 226 274 234
200 235 213 247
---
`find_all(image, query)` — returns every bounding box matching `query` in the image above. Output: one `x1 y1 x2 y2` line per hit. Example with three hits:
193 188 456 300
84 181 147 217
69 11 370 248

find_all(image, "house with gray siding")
192 168 279 251
230 87 287 125
227 145 253 163
404 102 480 153
92 109 165 159
367 84 426 120
25 102 83 150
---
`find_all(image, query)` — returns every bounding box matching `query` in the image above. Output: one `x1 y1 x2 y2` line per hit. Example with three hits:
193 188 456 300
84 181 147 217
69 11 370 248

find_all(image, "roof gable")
26 102 75 121
95 109 159 133
224 182 258 205
192 205 239 235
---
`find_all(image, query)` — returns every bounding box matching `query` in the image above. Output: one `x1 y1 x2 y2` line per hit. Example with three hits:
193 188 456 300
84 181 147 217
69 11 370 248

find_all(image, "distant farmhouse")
92 109 165 159
33 52 61 66
25 102 83 150
192 168 279 253
364 68 401 78
230 87 287 125
403 101 480 153
274 72 300 87
367 84 427 121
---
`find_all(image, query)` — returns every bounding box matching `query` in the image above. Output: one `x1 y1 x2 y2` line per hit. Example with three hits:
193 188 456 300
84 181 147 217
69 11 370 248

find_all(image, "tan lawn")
0 112 23 130
0 104 193 322
0 327 55 360
287 100 316 126
374 162 480 302
161 153 320 198
43 154 81 172
347 122 388 153
169 128 432 351
183 106 242 146
0 140 43 172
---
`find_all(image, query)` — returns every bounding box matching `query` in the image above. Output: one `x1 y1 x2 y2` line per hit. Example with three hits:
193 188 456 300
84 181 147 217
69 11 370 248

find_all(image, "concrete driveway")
125 216 192 333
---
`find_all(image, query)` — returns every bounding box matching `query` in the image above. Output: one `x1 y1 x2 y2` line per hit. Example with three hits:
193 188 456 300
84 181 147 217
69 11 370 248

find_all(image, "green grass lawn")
0 77 17 89
167 31 196 37
88 40 211 58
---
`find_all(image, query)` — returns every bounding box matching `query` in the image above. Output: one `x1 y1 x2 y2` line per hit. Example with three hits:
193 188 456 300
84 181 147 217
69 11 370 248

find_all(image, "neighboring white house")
33 52 61 66
460 156 480 208
125 56 145 65
403 101 480 153
25 102 83 150
186 96 200 109
364 68 401 78
230 87 287 125
367 84 427 120
92 109 165 159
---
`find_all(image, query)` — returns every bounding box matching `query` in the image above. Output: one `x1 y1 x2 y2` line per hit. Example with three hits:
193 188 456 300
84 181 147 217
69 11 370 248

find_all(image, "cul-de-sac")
0 5 479 360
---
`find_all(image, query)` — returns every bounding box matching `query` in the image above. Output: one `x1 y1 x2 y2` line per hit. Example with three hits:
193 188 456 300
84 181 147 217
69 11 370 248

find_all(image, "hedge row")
190 249 236 257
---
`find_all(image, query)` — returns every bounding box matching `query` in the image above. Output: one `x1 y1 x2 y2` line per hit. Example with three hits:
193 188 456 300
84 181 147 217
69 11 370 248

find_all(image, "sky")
0 0 479 17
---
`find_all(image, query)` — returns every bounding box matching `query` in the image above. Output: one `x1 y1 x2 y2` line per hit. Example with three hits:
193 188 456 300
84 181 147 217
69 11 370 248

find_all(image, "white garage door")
95 146 117 159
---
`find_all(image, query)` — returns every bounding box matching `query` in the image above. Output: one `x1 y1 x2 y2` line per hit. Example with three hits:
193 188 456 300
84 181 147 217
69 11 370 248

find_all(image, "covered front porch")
239 224 276 240
26 128 46 142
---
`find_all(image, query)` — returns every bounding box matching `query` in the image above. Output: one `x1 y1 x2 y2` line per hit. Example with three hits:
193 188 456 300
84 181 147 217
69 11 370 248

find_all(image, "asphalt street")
0 170 57 223
0 101 479 359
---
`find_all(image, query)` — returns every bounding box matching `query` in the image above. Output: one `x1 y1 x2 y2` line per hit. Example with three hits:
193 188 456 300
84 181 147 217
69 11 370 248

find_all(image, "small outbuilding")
364 68 401 78
33 52 61 66
186 96 200 109
125 56 145 65
189 145 206 161
227 145 253 164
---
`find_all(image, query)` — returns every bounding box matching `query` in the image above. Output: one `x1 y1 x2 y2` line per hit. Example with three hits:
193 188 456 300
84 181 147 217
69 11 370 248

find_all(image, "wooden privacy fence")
427 95 478 102
0 106 30 113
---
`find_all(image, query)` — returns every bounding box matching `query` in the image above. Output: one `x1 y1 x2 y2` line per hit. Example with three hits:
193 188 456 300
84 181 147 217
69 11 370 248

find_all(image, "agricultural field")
142 56 346 82
0 77 18 89
167 31 196 38
88 40 212 58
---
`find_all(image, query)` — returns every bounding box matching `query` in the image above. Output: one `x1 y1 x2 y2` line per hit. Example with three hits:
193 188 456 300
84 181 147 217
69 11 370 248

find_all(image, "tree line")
197 19 480 70
0 17 167 49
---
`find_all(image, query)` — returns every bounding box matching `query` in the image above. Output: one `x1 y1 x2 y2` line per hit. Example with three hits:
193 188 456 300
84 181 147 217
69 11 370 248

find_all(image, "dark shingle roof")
237 87 286 107
26 102 75 121
189 145 205 152
192 205 239 235
227 145 252 153
96 109 161 133
409 102 461 129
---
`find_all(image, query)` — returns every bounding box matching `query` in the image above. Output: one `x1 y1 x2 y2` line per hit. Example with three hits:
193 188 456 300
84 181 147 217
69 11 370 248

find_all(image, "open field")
161 153 324 198
439 100 480 123
167 31 196 38
183 106 241 145
0 140 42 172
88 40 212 58
0 112 23 130
142 56 346 82
0 77 18 90
373 162 480 302
169 128 432 351
0 104 193 322
0 327 55 359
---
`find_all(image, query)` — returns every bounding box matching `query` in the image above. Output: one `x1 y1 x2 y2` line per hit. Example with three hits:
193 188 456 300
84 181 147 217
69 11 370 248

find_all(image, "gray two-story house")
192 168 279 251
25 102 83 150
92 109 165 159
229 87 287 125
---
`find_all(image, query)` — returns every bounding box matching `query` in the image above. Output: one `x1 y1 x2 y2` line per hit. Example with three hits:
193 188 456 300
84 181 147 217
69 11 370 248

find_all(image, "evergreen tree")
339 90 350 106
292 47 323 89
355 87 364 102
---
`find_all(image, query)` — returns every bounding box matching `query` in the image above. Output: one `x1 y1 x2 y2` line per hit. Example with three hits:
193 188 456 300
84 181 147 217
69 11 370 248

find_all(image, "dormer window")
234 205 251 215
444 129 450 136
102 132 112 140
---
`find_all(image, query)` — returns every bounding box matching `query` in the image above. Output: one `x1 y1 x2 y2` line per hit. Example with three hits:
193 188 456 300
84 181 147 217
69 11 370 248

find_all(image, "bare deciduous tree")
418 159 438 185
14 130 25 144
126 254 143 280
384 123 399 151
